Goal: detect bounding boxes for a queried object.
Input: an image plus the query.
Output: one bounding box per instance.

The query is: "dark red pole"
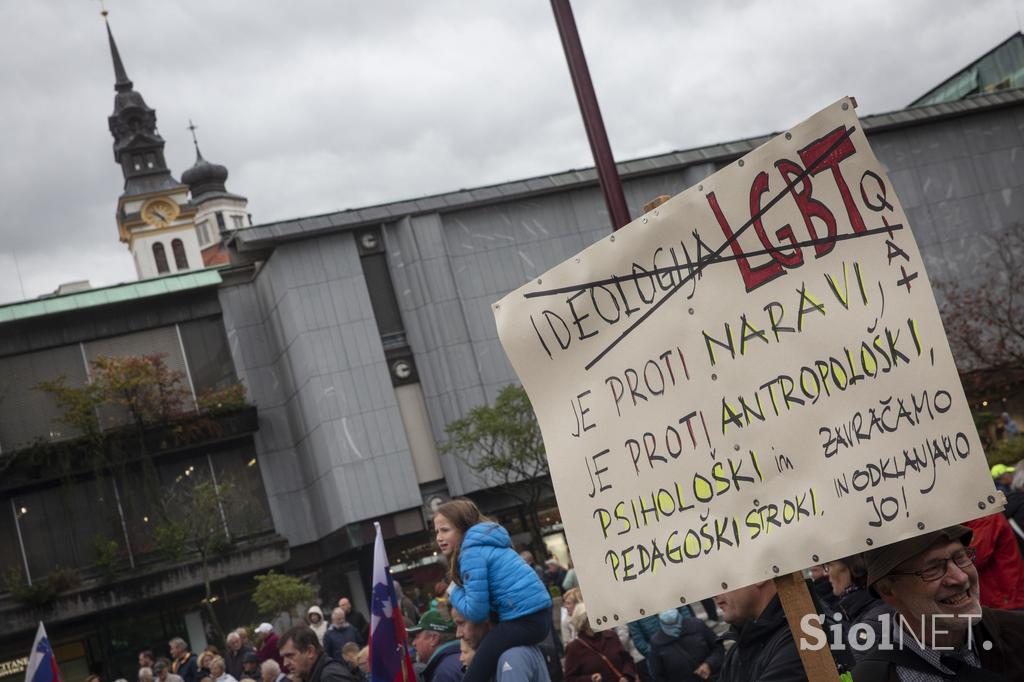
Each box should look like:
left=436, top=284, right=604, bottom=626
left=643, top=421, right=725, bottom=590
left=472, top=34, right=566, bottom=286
left=549, top=0, right=632, bottom=231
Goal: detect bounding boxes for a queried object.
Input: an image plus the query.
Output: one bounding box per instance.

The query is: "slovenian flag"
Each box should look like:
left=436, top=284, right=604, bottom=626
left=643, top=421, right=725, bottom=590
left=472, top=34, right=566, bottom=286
left=369, top=522, right=415, bottom=682
left=25, top=623, right=61, bottom=682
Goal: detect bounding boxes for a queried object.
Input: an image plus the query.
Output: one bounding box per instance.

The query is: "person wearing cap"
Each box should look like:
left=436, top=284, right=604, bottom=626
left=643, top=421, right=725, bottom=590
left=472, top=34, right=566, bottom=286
left=992, top=464, right=1015, bottom=495
left=408, top=610, right=462, bottom=682
left=240, top=652, right=260, bottom=681
left=853, top=524, right=1024, bottom=681
left=255, top=623, right=283, bottom=668
left=153, top=660, right=184, bottom=682
left=646, top=609, right=722, bottom=682
left=714, top=580, right=803, bottom=682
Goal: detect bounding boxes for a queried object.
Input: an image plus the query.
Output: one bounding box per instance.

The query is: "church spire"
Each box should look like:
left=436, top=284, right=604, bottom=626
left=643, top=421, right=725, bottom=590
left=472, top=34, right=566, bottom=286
left=104, top=13, right=133, bottom=93
left=103, top=10, right=180, bottom=197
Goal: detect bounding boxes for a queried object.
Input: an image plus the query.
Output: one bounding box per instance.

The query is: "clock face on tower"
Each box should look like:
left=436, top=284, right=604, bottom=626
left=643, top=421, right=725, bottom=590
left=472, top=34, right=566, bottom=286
left=140, top=198, right=180, bottom=227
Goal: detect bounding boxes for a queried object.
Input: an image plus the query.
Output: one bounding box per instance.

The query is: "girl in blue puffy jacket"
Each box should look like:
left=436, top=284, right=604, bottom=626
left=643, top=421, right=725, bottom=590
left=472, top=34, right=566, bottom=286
left=434, top=498, right=552, bottom=682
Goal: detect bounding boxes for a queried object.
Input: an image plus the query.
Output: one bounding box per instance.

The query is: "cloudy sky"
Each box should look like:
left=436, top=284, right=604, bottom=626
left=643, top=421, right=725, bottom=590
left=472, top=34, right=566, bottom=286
left=0, top=1, right=1014, bottom=303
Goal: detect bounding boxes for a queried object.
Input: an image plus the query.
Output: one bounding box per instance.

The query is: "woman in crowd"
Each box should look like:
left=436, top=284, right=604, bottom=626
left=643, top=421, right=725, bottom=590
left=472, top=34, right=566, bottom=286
left=561, top=587, right=582, bottom=644
left=208, top=657, right=237, bottom=682
left=563, top=605, right=637, bottom=682
left=825, top=554, right=891, bottom=662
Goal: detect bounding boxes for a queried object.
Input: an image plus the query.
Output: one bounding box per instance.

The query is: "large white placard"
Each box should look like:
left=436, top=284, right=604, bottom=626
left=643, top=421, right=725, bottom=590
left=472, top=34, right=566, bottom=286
left=493, top=98, right=998, bottom=628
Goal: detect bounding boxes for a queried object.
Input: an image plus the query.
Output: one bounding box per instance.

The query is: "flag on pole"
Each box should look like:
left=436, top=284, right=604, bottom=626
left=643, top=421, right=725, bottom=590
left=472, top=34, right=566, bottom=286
left=24, top=623, right=61, bottom=682
left=369, top=522, right=415, bottom=682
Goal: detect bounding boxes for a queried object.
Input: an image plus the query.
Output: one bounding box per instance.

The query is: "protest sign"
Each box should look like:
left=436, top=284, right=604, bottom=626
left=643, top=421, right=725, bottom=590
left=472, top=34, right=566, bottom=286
left=493, top=97, right=1000, bottom=628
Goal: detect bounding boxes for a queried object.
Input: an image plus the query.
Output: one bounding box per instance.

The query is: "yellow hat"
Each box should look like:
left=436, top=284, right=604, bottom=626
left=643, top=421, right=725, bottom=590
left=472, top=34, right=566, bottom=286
left=992, top=463, right=1015, bottom=477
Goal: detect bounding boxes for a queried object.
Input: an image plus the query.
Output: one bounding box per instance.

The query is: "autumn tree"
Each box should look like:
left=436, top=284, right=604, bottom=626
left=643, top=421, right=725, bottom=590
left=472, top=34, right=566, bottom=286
left=442, top=384, right=550, bottom=555
left=937, top=224, right=1024, bottom=404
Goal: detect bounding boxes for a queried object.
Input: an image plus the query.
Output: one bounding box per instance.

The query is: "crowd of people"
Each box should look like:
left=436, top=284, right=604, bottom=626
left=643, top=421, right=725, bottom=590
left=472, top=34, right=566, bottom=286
left=117, top=460, right=1024, bottom=682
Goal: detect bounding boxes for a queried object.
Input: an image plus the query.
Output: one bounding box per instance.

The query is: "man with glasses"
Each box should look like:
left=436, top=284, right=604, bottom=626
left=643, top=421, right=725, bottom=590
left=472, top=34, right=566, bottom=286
left=853, top=525, right=1024, bottom=681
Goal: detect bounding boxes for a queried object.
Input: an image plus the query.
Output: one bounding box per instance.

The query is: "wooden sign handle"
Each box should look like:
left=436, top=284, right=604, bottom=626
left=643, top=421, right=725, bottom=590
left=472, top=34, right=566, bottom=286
left=774, top=571, right=841, bottom=682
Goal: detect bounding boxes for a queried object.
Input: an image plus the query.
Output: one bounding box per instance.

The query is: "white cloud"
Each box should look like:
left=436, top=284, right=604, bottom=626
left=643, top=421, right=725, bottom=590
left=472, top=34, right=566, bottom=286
left=0, top=0, right=1012, bottom=303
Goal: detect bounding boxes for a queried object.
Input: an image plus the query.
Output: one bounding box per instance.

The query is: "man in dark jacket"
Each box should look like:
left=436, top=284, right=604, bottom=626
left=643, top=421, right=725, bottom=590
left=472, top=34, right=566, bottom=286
left=324, top=607, right=364, bottom=662
left=408, top=611, right=462, bottom=682
left=647, top=609, right=723, bottom=682
left=168, top=638, right=198, bottom=682
left=225, top=632, right=256, bottom=681
left=714, top=581, right=804, bottom=682
left=853, top=525, right=1024, bottom=681
left=339, top=597, right=371, bottom=643
left=279, top=625, right=357, bottom=682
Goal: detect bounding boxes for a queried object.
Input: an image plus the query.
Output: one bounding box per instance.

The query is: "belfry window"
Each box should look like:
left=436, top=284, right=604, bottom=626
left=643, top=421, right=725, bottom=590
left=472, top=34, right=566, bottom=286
left=171, top=239, right=189, bottom=271
left=153, top=242, right=169, bottom=274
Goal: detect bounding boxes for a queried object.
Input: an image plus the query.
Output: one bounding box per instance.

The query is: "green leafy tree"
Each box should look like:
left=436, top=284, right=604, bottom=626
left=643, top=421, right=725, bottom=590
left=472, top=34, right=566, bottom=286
left=442, top=384, right=550, bottom=555
left=252, top=571, right=317, bottom=626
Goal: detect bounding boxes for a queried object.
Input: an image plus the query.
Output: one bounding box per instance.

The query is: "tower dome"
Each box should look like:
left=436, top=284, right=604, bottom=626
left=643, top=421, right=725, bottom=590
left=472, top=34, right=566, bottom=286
left=182, top=149, right=229, bottom=199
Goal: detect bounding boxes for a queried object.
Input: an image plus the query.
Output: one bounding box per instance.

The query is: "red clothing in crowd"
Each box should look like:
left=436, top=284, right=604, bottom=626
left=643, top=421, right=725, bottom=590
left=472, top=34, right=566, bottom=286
left=257, top=632, right=284, bottom=667
left=966, top=513, right=1024, bottom=609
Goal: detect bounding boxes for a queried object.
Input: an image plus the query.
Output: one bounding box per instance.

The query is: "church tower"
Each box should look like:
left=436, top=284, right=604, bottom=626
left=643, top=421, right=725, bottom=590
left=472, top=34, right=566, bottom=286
left=181, top=124, right=250, bottom=267
left=105, top=15, right=201, bottom=279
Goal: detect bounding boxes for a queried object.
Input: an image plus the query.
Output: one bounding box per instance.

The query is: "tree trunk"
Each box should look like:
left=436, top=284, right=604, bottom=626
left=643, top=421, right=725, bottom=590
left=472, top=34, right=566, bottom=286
left=199, top=550, right=225, bottom=642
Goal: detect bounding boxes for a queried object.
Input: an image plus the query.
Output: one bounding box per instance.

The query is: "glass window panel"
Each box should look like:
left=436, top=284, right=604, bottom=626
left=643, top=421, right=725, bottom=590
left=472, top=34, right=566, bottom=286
left=361, top=251, right=405, bottom=336
left=84, top=326, right=195, bottom=429
left=210, top=447, right=273, bottom=537
left=178, top=317, right=236, bottom=394
left=13, top=486, right=77, bottom=578
left=0, top=494, right=26, bottom=581
left=0, top=344, right=88, bottom=449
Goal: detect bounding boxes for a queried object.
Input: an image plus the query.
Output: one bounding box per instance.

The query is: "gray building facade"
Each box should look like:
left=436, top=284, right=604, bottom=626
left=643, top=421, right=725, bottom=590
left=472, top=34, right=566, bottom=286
left=224, top=88, right=1024, bottom=565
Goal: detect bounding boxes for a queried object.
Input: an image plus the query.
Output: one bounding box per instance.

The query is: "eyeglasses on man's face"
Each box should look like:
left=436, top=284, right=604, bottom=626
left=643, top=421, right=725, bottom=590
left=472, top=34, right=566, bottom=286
left=889, top=546, right=977, bottom=583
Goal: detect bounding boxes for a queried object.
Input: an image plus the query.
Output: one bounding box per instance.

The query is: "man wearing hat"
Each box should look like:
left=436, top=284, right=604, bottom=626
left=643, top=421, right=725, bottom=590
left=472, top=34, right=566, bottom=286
left=255, top=623, right=283, bottom=668
left=408, top=610, right=462, bottom=682
left=992, top=464, right=1015, bottom=495
left=853, top=525, right=1024, bottom=681
left=240, top=652, right=261, bottom=681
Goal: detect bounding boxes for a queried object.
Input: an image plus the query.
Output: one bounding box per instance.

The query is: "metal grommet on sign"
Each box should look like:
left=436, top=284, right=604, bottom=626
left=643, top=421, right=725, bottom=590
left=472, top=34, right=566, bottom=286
left=733, top=444, right=740, bottom=451
left=721, top=582, right=728, bottom=589
left=688, top=307, right=695, bottom=315
left=537, top=279, right=542, bottom=285
left=979, top=501, right=987, bottom=510
left=917, top=522, right=925, bottom=530
left=988, top=495, right=996, bottom=504
left=679, top=596, right=686, bottom=604
left=866, top=538, right=874, bottom=546
left=613, top=614, right=619, bottom=621
left=642, top=217, right=648, bottom=224
left=738, top=160, right=744, bottom=167
left=610, top=235, right=615, bottom=242
left=772, top=565, right=780, bottom=574
left=711, top=373, right=718, bottom=381
left=785, top=132, right=792, bottom=140
left=494, top=303, right=500, bottom=309
left=842, top=102, right=850, bottom=111
left=639, top=609, right=645, bottom=616
left=811, top=554, right=819, bottom=563
left=698, top=185, right=703, bottom=192
left=575, top=257, right=580, bottom=264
